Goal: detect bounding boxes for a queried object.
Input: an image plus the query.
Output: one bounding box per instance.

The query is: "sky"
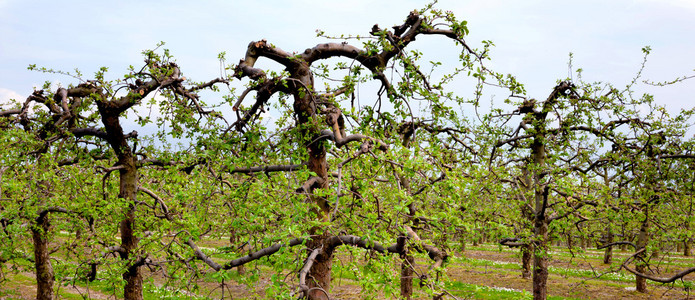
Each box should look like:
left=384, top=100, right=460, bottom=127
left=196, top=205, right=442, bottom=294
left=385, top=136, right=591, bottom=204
left=1, top=0, right=694, bottom=121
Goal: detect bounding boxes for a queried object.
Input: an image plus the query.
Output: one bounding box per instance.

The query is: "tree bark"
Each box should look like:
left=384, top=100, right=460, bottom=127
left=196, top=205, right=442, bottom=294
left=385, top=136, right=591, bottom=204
left=635, top=217, right=649, bottom=293
left=32, top=212, right=54, bottom=300
left=120, top=160, right=143, bottom=300
left=400, top=254, right=415, bottom=299
left=603, top=230, right=613, bottom=264
left=532, top=220, right=549, bottom=300
left=306, top=235, right=332, bottom=300
left=521, top=243, right=532, bottom=279
left=100, top=109, right=143, bottom=300
left=685, top=239, right=691, bottom=257
left=456, top=228, right=466, bottom=253
left=529, top=94, right=553, bottom=300
left=580, top=236, right=587, bottom=251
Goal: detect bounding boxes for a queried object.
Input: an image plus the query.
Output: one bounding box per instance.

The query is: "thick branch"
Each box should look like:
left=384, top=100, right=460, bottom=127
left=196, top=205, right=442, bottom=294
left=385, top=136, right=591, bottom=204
left=188, top=77, right=229, bottom=92
left=103, top=63, right=182, bottom=114
left=296, top=176, right=326, bottom=194
left=597, top=241, right=637, bottom=250
left=495, top=134, right=533, bottom=148
left=36, top=207, right=70, bottom=221
left=185, top=238, right=306, bottom=271
left=620, top=248, right=695, bottom=283
left=222, top=238, right=305, bottom=270
left=227, top=163, right=306, bottom=175
left=0, top=108, right=21, bottom=117
left=318, top=129, right=388, bottom=151
left=230, top=77, right=287, bottom=131
left=499, top=237, right=526, bottom=248
left=548, top=189, right=598, bottom=222
left=185, top=238, right=222, bottom=271
left=137, top=186, right=172, bottom=220
left=103, top=246, right=128, bottom=259
left=298, top=248, right=322, bottom=297
left=412, top=173, right=446, bottom=196
left=70, top=127, right=108, bottom=140
left=405, top=226, right=447, bottom=270
left=326, top=235, right=402, bottom=254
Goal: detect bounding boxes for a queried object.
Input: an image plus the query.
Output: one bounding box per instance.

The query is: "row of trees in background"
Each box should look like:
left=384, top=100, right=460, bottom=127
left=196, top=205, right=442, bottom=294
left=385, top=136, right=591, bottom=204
left=1, top=4, right=694, bottom=300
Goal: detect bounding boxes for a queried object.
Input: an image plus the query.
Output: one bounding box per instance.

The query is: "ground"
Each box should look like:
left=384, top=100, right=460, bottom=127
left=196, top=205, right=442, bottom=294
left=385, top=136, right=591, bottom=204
left=2, top=243, right=693, bottom=299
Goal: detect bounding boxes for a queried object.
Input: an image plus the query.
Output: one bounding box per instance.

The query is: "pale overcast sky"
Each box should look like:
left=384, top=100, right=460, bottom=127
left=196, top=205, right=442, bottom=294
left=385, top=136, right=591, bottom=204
left=1, top=0, right=693, bottom=116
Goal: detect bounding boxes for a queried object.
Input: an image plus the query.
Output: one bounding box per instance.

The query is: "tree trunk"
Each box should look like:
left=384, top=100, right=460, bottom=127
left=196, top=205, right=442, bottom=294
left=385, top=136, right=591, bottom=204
left=305, top=162, right=331, bottom=300
left=118, top=158, right=143, bottom=300
left=456, top=229, right=466, bottom=253
left=580, top=236, right=587, bottom=251
left=529, top=114, right=550, bottom=300
left=685, top=222, right=691, bottom=257
left=99, top=98, right=146, bottom=299
left=123, top=261, right=143, bottom=300
left=307, top=235, right=332, bottom=300
left=603, top=230, right=613, bottom=264
left=293, top=61, right=333, bottom=299
left=32, top=213, right=54, bottom=300
left=635, top=218, right=649, bottom=293
left=532, top=220, right=549, bottom=300
left=685, top=239, right=691, bottom=257
left=400, top=254, right=414, bottom=299
left=121, top=205, right=143, bottom=299
left=521, top=244, right=532, bottom=279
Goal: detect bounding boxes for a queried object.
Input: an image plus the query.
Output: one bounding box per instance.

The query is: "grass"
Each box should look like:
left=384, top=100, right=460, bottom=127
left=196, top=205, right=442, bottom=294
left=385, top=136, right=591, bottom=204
left=451, top=250, right=694, bottom=289
left=445, top=281, right=582, bottom=300
left=4, top=241, right=694, bottom=299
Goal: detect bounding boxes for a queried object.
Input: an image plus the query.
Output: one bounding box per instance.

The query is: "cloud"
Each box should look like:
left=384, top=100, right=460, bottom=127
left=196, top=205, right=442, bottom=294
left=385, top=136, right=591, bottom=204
left=0, top=88, right=23, bottom=106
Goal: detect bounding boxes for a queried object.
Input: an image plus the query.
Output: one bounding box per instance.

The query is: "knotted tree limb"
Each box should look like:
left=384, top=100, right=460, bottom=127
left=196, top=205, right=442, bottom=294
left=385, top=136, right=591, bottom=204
left=619, top=248, right=695, bottom=283
left=96, top=165, right=125, bottom=200
left=0, top=108, right=21, bottom=117
left=104, top=246, right=128, bottom=259
left=186, top=238, right=306, bottom=271
left=298, top=248, right=323, bottom=299
left=36, top=207, right=71, bottom=220
left=325, top=235, right=404, bottom=254
left=321, top=107, right=389, bottom=151
left=499, top=237, right=526, bottom=248
left=233, top=11, right=484, bottom=129
left=412, top=173, right=446, bottom=196
left=226, top=163, right=307, bottom=175
left=597, top=241, right=637, bottom=250
left=318, top=127, right=388, bottom=150
left=185, top=239, right=223, bottom=271
left=404, top=226, right=447, bottom=271
left=296, top=176, right=326, bottom=194
left=137, top=186, right=172, bottom=220
left=230, top=77, right=288, bottom=131
left=330, top=141, right=376, bottom=221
